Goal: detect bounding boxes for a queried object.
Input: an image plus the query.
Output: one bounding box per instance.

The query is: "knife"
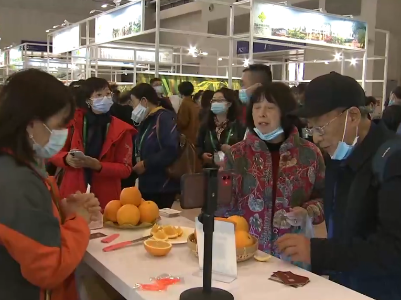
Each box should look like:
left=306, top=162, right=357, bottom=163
left=102, top=235, right=152, bottom=252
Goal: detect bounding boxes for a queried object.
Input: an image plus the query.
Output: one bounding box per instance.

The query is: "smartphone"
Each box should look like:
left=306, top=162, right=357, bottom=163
left=180, top=171, right=233, bottom=209
left=69, top=149, right=85, bottom=159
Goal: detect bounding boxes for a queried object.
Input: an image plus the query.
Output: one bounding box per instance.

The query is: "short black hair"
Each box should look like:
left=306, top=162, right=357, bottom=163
left=130, top=83, right=160, bottom=106
left=0, top=69, right=75, bottom=162
left=246, top=82, right=299, bottom=133
left=382, top=105, right=401, bottom=132
left=150, top=78, right=162, bottom=85
left=392, top=86, right=401, bottom=99
left=118, top=91, right=132, bottom=105
left=200, top=90, right=214, bottom=109
left=206, top=88, right=240, bottom=129
left=178, top=81, right=194, bottom=97
left=243, top=64, right=273, bottom=84
left=84, top=77, right=110, bottom=95
left=193, top=90, right=204, bottom=102
left=365, top=96, right=378, bottom=106
left=297, top=83, right=308, bottom=94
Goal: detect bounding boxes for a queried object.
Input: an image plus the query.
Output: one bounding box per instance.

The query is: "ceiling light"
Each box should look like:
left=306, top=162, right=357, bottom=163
left=101, top=4, right=108, bottom=8
left=202, top=52, right=208, bottom=56
left=188, top=46, right=197, bottom=56
left=90, top=10, right=103, bottom=14
left=325, top=62, right=329, bottom=65
left=243, top=58, right=249, bottom=67
left=350, top=58, right=357, bottom=66
left=218, top=57, right=223, bottom=61
left=46, top=29, right=51, bottom=33
left=53, top=25, right=58, bottom=29
left=334, top=53, right=342, bottom=61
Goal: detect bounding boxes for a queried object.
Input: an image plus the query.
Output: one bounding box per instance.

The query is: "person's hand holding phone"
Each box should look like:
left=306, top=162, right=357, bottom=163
left=66, top=153, right=85, bottom=169
left=202, top=153, right=213, bottom=164
left=81, top=156, right=102, bottom=171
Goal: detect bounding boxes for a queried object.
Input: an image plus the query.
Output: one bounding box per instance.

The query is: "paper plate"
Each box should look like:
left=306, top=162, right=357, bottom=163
left=143, top=226, right=194, bottom=244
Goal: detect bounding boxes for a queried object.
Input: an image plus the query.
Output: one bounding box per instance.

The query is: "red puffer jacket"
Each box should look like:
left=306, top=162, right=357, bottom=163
left=50, top=109, right=137, bottom=208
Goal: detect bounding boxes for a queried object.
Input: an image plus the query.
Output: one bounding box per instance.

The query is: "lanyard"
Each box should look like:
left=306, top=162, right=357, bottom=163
left=135, top=125, right=151, bottom=156
left=209, top=128, right=232, bottom=152
left=83, top=116, right=110, bottom=150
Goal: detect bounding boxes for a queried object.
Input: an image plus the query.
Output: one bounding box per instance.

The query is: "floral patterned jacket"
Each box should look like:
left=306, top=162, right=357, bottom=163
left=218, top=129, right=325, bottom=256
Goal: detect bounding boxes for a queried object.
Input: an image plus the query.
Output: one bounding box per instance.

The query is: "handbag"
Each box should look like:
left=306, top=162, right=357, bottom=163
left=156, top=113, right=201, bottom=180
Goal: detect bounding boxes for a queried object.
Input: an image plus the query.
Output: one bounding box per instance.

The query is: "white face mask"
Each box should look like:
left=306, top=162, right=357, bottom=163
left=31, top=124, right=68, bottom=158
left=131, top=104, right=149, bottom=124
left=91, top=96, right=113, bottom=113
left=154, top=86, right=164, bottom=95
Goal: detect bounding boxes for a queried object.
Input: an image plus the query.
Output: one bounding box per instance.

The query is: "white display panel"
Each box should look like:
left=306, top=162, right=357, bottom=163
left=0, top=51, right=4, bottom=66
left=95, top=2, right=142, bottom=44
left=253, top=2, right=367, bottom=50
left=53, top=25, right=80, bottom=54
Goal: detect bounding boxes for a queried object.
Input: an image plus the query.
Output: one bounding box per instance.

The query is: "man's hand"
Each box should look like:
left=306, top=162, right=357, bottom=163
left=276, top=234, right=311, bottom=264
left=221, top=144, right=231, bottom=154
left=133, top=161, right=146, bottom=175
left=202, top=153, right=213, bottom=164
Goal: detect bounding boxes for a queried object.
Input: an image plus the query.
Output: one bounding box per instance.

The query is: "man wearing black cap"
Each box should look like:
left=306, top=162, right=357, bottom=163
left=276, top=72, right=401, bottom=300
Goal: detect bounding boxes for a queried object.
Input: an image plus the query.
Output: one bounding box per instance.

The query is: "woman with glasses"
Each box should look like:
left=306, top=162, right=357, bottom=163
left=50, top=77, right=136, bottom=209
left=197, top=88, right=246, bottom=168
left=217, top=83, right=324, bottom=266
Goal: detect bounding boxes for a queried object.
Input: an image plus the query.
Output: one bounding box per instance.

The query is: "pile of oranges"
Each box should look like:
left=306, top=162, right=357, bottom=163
left=104, top=187, right=159, bottom=226
left=194, top=216, right=254, bottom=248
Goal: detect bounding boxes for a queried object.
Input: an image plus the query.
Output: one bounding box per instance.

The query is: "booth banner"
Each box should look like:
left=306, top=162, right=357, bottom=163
left=253, top=2, right=367, bottom=50
left=9, top=47, right=22, bottom=65
left=95, top=2, right=142, bottom=44
left=21, top=40, right=52, bottom=53
left=53, top=25, right=80, bottom=54
left=135, top=74, right=241, bottom=96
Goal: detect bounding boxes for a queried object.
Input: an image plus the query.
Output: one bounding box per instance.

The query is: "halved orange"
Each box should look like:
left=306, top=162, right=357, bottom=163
left=151, top=224, right=162, bottom=235
left=175, top=226, right=184, bottom=237
left=144, top=240, right=172, bottom=256
left=153, top=230, right=168, bottom=241
left=163, top=225, right=178, bottom=239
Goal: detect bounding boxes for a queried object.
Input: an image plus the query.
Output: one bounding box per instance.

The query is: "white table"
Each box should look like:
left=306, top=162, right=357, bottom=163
left=85, top=217, right=373, bottom=300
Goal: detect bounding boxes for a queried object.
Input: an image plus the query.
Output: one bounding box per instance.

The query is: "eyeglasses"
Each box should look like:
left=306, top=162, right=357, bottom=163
left=305, top=110, right=345, bottom=136
left=210, top=98, right=226, bottom=103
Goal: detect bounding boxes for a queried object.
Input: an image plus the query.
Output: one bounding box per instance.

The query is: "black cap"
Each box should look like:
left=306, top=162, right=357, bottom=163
left=292, top=72, right=366, bottom=118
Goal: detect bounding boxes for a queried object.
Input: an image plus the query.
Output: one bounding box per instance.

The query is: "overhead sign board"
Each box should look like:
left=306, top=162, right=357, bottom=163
left=9, top=47, right=22, bottom=65
left=253, top=2, right=367, bottom=50
left=53, top=25, right=80, bottom=54
left=95, top=2, right=142, bottom=44
left=237, top=38, right=306, bottom=54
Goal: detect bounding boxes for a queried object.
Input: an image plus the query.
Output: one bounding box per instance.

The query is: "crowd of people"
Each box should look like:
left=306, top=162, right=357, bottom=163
left=0, top=65, right=401, bottom=300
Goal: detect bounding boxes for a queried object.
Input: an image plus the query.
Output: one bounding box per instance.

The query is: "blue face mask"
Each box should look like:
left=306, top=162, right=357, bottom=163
left=211, top=102, right=228, bottom=114
left=331, top=112, right=358, bottom=160
left=254, top=127, right=284, bottom=141
left=389, top=99, right=396, bottom=106
left=239, top=89, right=250, bottom=104
left=91, top=96, right=113, bottom=113
left=32, top=124, right=68, bottom=159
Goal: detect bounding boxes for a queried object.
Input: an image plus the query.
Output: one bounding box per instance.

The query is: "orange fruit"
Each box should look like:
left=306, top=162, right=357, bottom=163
left=140, top=198, right=145, bottom=205
left=151, top=224, right=162, bottom=235
left=235, top=231, right=254, bottom=248
left=175, top=226, right=183, bottom=237
left=104, top=200, right=122, bottom=222
left=144, top=240, right=172, bottom=256
left=138, top=201, right=159, bottom=223
left=163, top=226, right=178, bottom=239
left=120, top=187, right=142, bottom=206
left=228, top=215, right=249, bottom=232
left=153, top=230, right=168, bottom=241
left=116, top=204, right=140, bottom=226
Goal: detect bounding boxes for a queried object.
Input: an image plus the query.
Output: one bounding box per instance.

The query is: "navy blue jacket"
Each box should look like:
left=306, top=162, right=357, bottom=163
left=135, top=108, right=180, bottom=194
left=311, top=122, right=401, bottom=300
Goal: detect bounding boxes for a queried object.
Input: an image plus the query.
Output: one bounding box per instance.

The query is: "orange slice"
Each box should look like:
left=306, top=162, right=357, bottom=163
left=151, top=224, right=162, bottom=235
left=175, top=226, right=184, bottom=237
left=152, top=230, right=168, bottom=241
left=144, top=240, right=172, bottom=256
left=254, top=251, right=272, bottom=262
left=163, top=225, right=178, bottom=239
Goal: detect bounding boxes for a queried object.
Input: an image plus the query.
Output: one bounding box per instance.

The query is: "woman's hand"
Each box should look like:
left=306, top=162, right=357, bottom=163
left=82, top=156, right=102, bottom=171
left=65, top=153, right=85, bottom=169
left=285, top=207, right=309, bottom=227
left=202, top=153, right=213, bottom=164
left=61, top=192, right=101, bottom=224
left=133, top=161, right=146, bottom=175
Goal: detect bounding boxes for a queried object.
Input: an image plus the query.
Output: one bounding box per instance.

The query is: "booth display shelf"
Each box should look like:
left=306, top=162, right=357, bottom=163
left=84, top=216, right=373, bottom=300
